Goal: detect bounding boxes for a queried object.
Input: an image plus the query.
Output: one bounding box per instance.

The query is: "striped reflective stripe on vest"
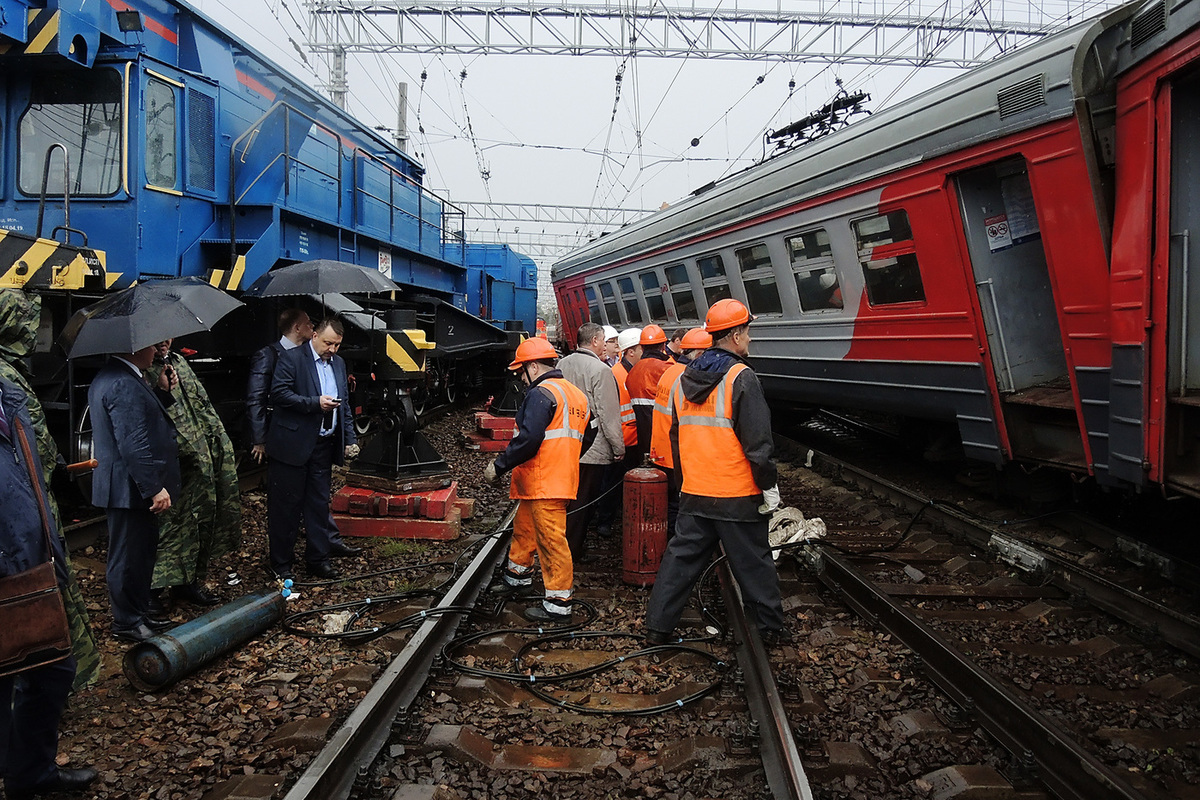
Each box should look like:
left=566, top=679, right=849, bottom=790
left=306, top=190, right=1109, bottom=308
left=541, top=381, right=585, bottom=441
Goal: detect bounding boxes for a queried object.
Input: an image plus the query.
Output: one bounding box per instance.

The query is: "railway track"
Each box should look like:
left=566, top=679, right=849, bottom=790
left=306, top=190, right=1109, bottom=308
left=274, top=436, right=1200, bottom=799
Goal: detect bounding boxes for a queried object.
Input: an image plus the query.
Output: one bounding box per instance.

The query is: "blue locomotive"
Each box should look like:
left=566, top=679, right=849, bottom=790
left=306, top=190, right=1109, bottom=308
left=0, top=0, right=537, bottom=476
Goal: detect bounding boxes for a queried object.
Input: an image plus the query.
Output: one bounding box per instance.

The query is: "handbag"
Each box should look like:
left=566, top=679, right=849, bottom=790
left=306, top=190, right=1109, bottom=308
left=0, top=414, right=72, bottom=677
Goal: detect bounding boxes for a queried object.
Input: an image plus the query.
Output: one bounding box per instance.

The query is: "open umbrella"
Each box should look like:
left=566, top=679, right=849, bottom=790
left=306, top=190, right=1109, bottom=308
left=58, top=277, right=243, bottom=358
left=242, top=259, right=400, bottom=297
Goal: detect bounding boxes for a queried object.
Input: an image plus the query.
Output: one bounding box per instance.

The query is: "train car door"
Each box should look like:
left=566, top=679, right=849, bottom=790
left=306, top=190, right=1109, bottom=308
left=137, top=63, right=185, bottom=275
left=1162, top=70, right=1200, bottom=493
left=954, top=158, right=1086, bottom=466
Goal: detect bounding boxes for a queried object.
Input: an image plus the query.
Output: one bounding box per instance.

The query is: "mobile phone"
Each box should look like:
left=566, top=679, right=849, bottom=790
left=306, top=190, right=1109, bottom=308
left=331, top=397, right=342, bottom=405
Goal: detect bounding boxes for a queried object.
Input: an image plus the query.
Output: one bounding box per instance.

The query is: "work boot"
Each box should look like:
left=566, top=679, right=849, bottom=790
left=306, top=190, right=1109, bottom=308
left=306, top=561, right=338, bottom=580
left=523, top=605, right=572, bottom=624
left=644, top=629, right=671, bottom=646
left=172, top=582, right=221, bottom=607
left=148, top=590, right=170, bottom=619
left=328, top=539, right=363, bottom=557
left=6, top=766, right=98, bottom=799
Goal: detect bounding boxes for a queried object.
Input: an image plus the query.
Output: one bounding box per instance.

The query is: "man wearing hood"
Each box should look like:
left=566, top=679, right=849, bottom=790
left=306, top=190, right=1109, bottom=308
left=644, top=299, right=786, bottom=646
left=0, top=290, right=100, bottom=689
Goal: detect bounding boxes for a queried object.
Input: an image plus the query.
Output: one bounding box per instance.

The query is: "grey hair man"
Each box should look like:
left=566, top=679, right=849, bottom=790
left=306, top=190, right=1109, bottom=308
left=557, top=322, right=626, bottom=561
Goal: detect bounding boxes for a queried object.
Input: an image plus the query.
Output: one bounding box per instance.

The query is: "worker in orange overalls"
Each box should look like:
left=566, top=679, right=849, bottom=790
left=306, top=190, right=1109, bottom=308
left=645, top=299, right=787, bottom=646
left=485, top=338, right=592, bottom=623
left=626, top=324, right=675, bottom=457
left=648, top=327, right=712, bottom=540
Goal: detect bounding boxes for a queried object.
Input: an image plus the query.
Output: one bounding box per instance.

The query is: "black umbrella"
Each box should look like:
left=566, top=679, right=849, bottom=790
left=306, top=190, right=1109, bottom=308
left=242, top=259, right=400, bottom=297
left=59, top=277, right=243, bottom=358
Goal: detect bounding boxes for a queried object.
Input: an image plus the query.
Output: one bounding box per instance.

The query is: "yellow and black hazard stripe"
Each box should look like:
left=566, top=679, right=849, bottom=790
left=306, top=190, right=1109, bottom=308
left=0, top=229, right=108, bottom=290
left=0, top=8, right=60, bottom=56
left=382, top=330, right=435, bottom=376
left=207, top=256, right=247, bottom=291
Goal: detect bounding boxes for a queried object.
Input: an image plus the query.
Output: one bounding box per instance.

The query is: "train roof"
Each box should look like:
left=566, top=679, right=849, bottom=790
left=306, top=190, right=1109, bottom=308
left=553, top=0, right=1152, bottom=279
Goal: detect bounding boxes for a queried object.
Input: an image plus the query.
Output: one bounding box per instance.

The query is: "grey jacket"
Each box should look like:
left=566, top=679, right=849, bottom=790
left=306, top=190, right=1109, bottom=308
left=558, top=347, right=625, bottom=465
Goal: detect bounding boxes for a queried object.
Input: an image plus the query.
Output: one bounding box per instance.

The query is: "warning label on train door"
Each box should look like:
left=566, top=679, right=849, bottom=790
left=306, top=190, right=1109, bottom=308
left=984, top=214, right=1013, bottom=251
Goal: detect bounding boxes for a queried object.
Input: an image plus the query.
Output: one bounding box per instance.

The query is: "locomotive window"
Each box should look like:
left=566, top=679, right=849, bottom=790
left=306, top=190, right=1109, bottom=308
left=145, top=79, right=178, bottom=189
left=618, top=276, right=642, bottom=323
left=640, top=271, right=667, bottom=320
left=664, top=263, right=698, bottom=321
left=585, top=286, right=601, bottom=322
left=600, top=283, right=615, bottom=298
left=787, top=229, right=842, bottom=312
left=736, top=244, right=783, bottom=316
left=19, top=70, right=122, bottom=196
left=698, top=254, right=732, bottom=307
left=853, top=211, right=926, bottom=306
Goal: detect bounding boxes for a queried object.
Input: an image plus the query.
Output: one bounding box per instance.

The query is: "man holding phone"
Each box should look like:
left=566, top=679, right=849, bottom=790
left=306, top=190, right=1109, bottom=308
left=266, top=317, right=358, bottom=580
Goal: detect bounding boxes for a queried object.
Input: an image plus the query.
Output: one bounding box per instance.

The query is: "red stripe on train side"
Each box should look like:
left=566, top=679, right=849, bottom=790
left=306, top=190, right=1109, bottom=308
left=236, top=69, right=276, bottom=101
left=105, top=0, right=178, bottom=44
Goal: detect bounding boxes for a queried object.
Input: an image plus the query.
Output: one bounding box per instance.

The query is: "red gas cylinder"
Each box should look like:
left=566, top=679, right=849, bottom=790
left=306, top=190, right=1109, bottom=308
left=622, top=467, right=668, bottom=586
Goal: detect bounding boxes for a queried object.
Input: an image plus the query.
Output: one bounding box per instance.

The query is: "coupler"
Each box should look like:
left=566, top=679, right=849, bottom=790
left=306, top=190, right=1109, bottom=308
left=123, top=589, right=288, bottom=691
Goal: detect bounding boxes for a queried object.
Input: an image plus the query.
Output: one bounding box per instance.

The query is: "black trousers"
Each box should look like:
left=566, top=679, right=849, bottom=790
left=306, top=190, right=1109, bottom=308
left=645, top=512, right=784, bottom=635
left=268, top=436, right=336, bottom=572
left=595, top=449, right=642, bottom=526
left=0, top=654, right=74, bottom=792
left=106, top=507, right=159, bottom=631
left=566, top=462, right=608, bottom=559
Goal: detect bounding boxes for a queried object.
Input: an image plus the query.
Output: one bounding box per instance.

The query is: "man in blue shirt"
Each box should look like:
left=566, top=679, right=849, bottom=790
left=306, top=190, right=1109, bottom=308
left=266, top=318, right=358, bottom=580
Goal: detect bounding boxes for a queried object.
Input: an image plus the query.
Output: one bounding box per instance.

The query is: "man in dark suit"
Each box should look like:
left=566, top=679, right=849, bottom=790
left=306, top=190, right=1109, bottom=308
left=266, top=317, right=358, bottom=580
left=246, top=309, right=360, bottom=558
left=88, top=345, right=182, bottom=642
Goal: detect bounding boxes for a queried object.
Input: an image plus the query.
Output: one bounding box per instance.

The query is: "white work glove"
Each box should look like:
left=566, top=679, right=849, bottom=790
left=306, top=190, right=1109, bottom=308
left=344, top=444, right=360, bottom=460
left=484, top=460, right=499, bottom=484
left=758, top=485, right=781, bottom=516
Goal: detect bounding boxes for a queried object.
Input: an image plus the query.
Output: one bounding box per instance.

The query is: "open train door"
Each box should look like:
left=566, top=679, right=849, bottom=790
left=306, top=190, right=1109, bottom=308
left=1159, top=69, right=1200, bottom=494
left=954, top=157, right=1088, bottom=469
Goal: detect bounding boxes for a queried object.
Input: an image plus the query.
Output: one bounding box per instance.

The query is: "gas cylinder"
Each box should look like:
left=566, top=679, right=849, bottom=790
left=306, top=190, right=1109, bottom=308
left=622, top=466, right=668, bottom=586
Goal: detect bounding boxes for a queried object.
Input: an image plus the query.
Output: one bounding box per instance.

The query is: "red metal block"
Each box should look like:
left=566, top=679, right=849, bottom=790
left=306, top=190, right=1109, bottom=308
left=453, top=498, right=476, bottom=520
left=486, top=426, right=515, bottom=441
left=332, top=486, right=373, bottom=514
left=475, top=412, right=517, bottom=431
left=335, top=508, right=462, bottom=541
left=415, top=482, right=458, bottom=520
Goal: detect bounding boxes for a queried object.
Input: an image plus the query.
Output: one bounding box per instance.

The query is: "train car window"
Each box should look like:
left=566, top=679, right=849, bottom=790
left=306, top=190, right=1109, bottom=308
left=19, top=70, right=122, bottom=196
left=600, top=281, right=621, bottom=323
left=640, top=271, right=667, bottom=320
left=853, top=211, right=926, bottom=305
left=697, top=254, right=732, bottom=306
left=735, top=243, right=783, bottom=315
left=145, top=79, right=178, bottom=189
left=618, top=276, right=642, bottom=323
left=585, top=286, right=602, bottom=322
left=187, top=90, right=216, bottom=193
left=664, top=263, right=698, bottom=321
left=787, top=229, right=843, bottom=311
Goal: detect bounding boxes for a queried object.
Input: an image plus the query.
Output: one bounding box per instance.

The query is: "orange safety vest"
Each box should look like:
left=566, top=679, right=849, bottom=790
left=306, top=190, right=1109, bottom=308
left=612, top=361, right=637, bottom=447
left=510, top=378, right=589, bottom=500
left=649, top=362, right=686, bottom=469
left=674, top=363, right=758, bottom=497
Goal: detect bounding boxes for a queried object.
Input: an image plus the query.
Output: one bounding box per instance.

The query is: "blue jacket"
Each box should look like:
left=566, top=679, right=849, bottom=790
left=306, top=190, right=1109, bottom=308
left=0, top=378, right=69, bottom=587
left=267, top=342, right=356, bottom=467
left=88, top=360, right=182, bottom=510
left=245, top=340, right=286, bottom=446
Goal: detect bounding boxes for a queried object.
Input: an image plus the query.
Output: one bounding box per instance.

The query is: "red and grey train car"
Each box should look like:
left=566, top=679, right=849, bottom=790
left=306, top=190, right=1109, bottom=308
left=552, top=0, right=1200, bottom=497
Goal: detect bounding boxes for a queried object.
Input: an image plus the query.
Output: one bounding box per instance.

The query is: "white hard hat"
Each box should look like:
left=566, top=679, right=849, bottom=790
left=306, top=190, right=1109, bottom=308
left=617, top=328, right=642, bottom=351
left=602, top=325, right=619, bottom=341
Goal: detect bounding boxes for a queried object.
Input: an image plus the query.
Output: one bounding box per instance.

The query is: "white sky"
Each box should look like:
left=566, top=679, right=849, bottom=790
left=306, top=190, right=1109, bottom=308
left=191, top=0, right=1129, bottom=273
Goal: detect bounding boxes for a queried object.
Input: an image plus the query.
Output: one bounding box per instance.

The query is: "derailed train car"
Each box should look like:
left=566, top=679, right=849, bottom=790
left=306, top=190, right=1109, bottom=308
left=0, top=0, right=537, bottom=474
left=553, top=0, right=1200, bottom=498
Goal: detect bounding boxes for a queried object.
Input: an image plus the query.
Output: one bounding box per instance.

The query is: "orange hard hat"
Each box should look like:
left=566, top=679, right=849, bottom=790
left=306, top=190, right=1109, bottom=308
left=507, top=337, right=559, bottom=370
left=639, top=324, right=667, bottom=346
left=704, top=298, right=755, bottom=334
left=680, top=327, right=713, bottom=350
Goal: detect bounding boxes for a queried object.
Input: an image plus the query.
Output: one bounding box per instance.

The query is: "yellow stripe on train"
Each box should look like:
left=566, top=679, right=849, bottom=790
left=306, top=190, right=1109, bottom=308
left=0, top=229, right=107, bottom=290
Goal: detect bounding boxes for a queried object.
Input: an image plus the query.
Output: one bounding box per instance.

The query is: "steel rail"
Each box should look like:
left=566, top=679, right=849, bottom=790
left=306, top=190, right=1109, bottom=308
left=786, top=438, right=1200, bottom=660
left=283, top=506, right=516, bottom=800
left=807, top=544, right=1145, bottom=800
left=715, top=546, right=813, bottom=800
